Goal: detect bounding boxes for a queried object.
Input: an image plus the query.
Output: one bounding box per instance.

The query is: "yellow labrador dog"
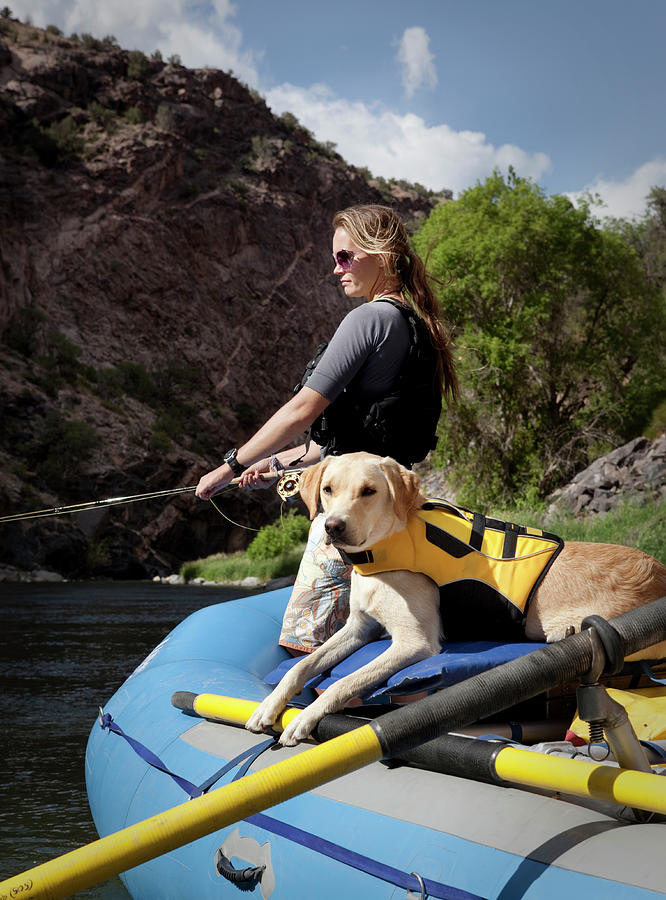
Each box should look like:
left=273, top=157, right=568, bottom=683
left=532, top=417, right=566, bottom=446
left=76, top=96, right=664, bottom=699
left=246, top=452, right=666, bottom=745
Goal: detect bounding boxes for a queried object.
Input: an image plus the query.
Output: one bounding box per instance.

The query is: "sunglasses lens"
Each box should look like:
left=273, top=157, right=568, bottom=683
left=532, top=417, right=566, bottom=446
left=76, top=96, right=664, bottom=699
left=335, top=250, right=353, bottom=271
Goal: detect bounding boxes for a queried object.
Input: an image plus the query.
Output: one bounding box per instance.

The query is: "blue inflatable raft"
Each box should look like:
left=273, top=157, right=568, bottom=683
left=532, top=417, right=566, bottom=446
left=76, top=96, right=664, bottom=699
left=85, top=587, right=666, bottom=899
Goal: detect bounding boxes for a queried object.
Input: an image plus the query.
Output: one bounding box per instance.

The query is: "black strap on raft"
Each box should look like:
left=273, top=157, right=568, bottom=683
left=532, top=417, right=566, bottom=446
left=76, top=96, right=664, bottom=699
left=215, top=853, right=265, bottom=892
left=99, top=712, right=277, bottom=798
left=582, top=615, right=625, bottom=676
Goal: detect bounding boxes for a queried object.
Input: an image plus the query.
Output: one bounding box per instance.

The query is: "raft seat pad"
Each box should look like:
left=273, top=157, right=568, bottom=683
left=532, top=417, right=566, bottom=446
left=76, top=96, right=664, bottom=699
left=263, top=640, right=547, bottom=705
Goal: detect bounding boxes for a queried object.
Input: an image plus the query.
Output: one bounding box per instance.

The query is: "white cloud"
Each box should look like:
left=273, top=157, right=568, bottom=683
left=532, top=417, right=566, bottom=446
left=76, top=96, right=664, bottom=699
left=265, top=83, right=551, bottom=195
left=10, top=0, right=261, bottom=85
left=11, top=3, right=553, bottom=198
left=396, top=26, right=437, bottom=99
left=567, top=158, right=666, bottom=221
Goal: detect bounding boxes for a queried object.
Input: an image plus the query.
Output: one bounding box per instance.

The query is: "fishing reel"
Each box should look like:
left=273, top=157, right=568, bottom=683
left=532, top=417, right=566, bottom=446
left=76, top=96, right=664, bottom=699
left=275, top=470, right=302, bottom=503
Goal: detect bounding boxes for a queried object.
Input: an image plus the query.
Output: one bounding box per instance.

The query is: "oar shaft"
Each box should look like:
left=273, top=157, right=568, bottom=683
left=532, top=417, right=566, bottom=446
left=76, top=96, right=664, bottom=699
left=0, top=725, right=382, bottom=900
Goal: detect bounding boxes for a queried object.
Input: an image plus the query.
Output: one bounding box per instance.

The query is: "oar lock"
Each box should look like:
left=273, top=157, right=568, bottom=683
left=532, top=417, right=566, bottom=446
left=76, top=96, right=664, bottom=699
left=577, top=617, right=653, bottom=779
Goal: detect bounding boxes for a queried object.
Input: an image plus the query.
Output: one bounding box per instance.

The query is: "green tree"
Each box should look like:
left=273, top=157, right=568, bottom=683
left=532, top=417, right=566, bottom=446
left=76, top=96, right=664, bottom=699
left=414, top=170, right=665, bottom=506
left=616, top=186, right=666, bottom=435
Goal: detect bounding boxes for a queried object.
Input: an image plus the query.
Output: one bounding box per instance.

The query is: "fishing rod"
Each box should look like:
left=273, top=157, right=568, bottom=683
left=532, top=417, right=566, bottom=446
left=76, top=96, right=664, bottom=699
left=0, top=471, right=303, bottom=525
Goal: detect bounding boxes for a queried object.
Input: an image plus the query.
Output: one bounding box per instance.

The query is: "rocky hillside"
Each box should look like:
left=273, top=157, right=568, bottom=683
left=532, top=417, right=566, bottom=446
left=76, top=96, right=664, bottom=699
left=0, top=18, right=445, bottom=579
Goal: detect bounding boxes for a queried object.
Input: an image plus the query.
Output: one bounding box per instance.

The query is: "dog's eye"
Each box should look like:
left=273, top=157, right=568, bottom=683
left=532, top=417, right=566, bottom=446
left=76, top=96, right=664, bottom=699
left=322, top=485, right=332, bottom=495
left=361, top=486, right=376, bottom=497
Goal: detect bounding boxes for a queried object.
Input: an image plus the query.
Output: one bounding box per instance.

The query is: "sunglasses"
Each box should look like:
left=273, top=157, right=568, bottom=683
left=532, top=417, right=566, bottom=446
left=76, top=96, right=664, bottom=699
left=332, top=249, right=356, bottom=271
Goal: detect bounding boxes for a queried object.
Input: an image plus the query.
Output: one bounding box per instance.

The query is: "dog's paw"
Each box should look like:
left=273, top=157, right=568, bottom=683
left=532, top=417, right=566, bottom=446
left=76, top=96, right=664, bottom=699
left=544, top=625, right=576, bottom=643
left=246, top=697, right=281, bottom=733
left=279, top=711, right=317, bottom=746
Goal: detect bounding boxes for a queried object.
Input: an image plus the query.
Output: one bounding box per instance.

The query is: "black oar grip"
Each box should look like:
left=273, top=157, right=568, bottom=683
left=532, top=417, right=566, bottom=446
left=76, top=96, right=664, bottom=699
left=171, top=691, right=197, bottom=712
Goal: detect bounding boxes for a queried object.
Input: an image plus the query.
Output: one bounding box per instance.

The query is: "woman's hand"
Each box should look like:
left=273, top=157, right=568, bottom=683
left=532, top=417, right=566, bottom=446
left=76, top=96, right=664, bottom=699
left=238, top=458, right=276, bottom=490
left=195, top=464, right=233, bottom=500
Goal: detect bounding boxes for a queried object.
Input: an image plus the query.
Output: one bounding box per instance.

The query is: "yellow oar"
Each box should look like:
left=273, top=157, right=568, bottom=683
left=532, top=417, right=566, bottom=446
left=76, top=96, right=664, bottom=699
left=174, top=691, right=666, bottom=813
left=0, top=724, right=382, bottom=900
left=2, top=597, right=665, bottom=900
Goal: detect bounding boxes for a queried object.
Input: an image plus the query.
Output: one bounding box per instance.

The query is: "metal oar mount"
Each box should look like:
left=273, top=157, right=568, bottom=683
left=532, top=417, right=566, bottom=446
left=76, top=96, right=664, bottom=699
left=1, top=597, right=666, bottom=900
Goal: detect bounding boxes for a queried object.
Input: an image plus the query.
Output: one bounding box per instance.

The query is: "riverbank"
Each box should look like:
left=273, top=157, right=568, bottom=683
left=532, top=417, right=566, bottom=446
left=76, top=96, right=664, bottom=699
left=0, top=562, right=296, bottom=592
left=152, top=572, right=297, bottom=590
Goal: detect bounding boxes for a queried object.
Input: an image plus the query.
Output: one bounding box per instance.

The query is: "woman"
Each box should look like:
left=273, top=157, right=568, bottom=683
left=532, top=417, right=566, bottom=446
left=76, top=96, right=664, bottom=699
left=196, top=204, right=457, bottom=499
left=196, top=204, right=458, bottom=651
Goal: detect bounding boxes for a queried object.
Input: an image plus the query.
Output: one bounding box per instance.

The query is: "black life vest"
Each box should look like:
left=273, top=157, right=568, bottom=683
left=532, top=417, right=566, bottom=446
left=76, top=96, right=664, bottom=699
left=295, top=298, right=442, bottom=467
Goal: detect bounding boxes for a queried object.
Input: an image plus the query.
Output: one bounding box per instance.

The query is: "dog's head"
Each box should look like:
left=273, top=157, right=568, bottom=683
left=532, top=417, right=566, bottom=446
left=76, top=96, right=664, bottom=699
left=298, top=452, right=425, bottom=551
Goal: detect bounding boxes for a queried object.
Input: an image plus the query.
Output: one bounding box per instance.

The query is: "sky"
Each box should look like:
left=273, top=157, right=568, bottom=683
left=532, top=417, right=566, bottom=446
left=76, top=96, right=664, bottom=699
left=15, top=0, right=666, bottom=220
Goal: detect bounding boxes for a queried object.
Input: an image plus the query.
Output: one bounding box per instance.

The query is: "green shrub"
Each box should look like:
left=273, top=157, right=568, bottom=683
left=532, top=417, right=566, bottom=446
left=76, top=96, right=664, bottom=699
left=86, top=538, right=113, bottom=573
left=180, top=546, right=305, bottom=583
left=46, top=115, right=83, bottom=157
left=33, top=414, right=99, bottom=488
left=127, top=49, right=150, bottom=82
left=80, top=33, right=101, bottom=50
left=39, top=329, right=81, bottom=378
left=149, top=429, right=171, bottom=452
left=246, top=509, right=310, bottom=561
left=124, top=106, right=144, bottom=125
left=4, top=305, right=45, bottom=356
left=89, top=100, right=116, bottom=130
left=279, top=111, right=300, bottom=132
left=115, top=361, right=158, bottom=404
left=646, top=400, right=666, bottom=439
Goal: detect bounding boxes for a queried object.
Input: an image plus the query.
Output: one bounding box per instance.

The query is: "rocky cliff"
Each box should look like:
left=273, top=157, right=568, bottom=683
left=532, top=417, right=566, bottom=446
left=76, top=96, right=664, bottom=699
left=0, top=19, right=444, bottom=579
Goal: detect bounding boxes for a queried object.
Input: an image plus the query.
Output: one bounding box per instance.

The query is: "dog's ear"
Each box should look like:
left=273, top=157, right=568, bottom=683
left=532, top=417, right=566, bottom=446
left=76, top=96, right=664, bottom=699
left=379, top=457, right=426, bottom=522
left=297, top=459, right=328, bottom=519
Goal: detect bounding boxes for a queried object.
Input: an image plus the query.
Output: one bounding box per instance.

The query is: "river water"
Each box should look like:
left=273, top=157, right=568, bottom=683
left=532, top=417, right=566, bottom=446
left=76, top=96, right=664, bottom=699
left=0, top=580, right=253, bottom=898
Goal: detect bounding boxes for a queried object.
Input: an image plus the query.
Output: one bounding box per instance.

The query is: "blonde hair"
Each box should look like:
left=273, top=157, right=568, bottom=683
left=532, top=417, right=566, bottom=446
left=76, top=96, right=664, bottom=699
left=332, top=204, right=458, bottom=402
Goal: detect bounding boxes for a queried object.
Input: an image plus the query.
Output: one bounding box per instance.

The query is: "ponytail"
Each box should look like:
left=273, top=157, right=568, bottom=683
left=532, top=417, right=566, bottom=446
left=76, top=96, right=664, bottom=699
left=401, top=252, right=459, bottom=403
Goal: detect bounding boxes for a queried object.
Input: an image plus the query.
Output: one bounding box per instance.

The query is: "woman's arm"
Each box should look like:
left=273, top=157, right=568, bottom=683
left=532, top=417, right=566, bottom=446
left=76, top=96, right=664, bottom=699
left=238, top=440, right=323, bottom=489
left=195, top=387, right=329, bottom=499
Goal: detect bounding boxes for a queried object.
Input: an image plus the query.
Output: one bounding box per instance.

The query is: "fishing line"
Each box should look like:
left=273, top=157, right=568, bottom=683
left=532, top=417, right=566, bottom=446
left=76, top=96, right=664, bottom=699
left=208, top=496, right=261, bottom=532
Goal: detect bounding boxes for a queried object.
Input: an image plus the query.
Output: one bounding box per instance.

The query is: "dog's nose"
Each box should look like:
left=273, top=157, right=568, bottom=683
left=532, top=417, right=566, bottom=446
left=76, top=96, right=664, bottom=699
left=324, top=516, right=346, bottom=540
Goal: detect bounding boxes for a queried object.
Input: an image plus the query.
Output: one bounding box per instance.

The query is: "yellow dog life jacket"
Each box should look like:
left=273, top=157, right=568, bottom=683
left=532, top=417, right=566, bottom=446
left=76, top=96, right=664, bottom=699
left=344, top=500, right=564, bottom=640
